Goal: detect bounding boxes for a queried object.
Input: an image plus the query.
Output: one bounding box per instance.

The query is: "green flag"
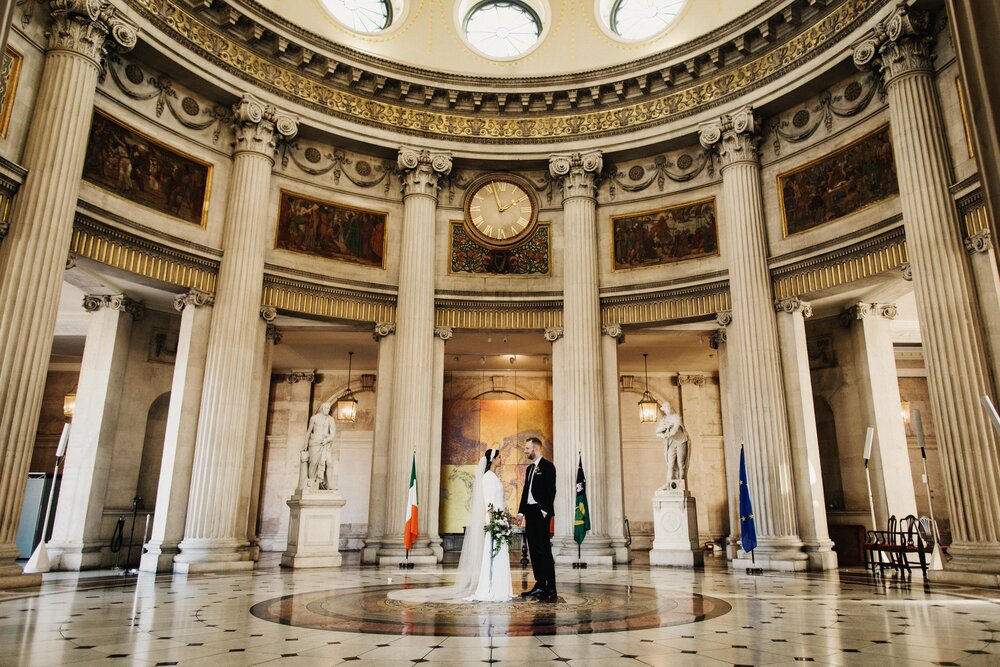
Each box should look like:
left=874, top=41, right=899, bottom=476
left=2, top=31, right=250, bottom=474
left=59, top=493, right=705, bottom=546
left=574, top=454, right=590, bottom=545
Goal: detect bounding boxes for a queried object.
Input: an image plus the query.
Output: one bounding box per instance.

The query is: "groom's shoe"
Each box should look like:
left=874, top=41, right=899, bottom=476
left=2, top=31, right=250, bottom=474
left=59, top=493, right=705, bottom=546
left=537, top=589, right=558, bottom=602
left=520, top=586, right=545, bottom=598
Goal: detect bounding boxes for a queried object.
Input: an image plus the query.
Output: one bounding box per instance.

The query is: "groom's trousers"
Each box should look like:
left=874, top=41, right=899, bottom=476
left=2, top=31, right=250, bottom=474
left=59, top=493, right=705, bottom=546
left=524, top=507, right=556, bottom=591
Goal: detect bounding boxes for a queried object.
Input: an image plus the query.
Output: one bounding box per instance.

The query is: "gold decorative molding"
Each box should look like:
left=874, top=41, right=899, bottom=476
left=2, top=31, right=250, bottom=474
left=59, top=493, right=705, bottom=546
left=70, top=215, right=218, bottom=292
left=600, top=282, right=730, bottom=326
left=771, top=227, right=908, bottom=300
left=435, top=300, right=562, bottom=330
left=262, top=275, right=396, bottom=323
left=958, top=188, right=990, bottom=237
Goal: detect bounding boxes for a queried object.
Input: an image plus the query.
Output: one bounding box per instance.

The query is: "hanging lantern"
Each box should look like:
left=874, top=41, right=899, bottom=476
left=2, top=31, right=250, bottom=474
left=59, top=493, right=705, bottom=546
left=336, top=351, right=359, bottom=422
left=638, top=353, right=658, bottom=423
left=63, top=385, right=78, bottom=419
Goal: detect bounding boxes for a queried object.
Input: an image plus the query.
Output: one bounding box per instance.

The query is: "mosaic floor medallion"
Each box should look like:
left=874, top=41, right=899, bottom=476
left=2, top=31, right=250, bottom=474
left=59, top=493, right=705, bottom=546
left=250, top=583, right=731, bottom=636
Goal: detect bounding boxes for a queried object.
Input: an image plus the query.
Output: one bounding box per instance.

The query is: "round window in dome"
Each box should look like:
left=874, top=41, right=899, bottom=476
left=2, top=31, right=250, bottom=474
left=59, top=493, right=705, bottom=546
left=464, top=1, right=542, bottom=59
left=322, top=0, right=392, bottom=33
left=611, top=0, right=685, bottom=40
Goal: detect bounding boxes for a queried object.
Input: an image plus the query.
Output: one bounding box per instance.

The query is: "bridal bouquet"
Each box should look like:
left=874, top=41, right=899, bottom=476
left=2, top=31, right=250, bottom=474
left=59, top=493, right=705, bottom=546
left=485, top=506, right=514, bottom=557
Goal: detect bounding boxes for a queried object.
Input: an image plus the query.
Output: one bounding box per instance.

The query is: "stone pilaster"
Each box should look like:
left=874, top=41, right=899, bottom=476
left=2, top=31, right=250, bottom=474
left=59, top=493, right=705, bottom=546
left=774, top=298, right=837, bottom=570
left=700, top=109, right=807, bottom=571
left=378, top=148, right=450, bottom=564
left=363, top=323, right=396, bottom=563
left=856, top=3, right=1000, bottom=584
left=248, top=322, right=281, bottom=560
left=140, top=291, right=214, bottom=572
left=174, top=95, right=297, bottom=573
left=601, top=324, right=628, bottom=562
left=48, top=294, right=143, bottom=570
left=549, top=152, right=614, bottom=565
left=710, top=314, right=742, bottom=559
left=964, top=228, right=1000, bottom=395
left=428, top=325, right=452, bottom=561
left=0, top=0, right=136, bottom=585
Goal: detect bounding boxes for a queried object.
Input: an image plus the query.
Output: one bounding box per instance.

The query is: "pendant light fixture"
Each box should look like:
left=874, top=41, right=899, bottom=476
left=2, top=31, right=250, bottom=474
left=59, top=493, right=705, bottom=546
left=638, top=353, right=658, bottom=423
left=336, top=351, right=359, bottom=422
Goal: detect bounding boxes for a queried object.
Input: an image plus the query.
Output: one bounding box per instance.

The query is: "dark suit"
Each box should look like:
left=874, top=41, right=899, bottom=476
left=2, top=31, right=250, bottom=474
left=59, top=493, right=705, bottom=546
left=519, top=456, right=556, bottom=592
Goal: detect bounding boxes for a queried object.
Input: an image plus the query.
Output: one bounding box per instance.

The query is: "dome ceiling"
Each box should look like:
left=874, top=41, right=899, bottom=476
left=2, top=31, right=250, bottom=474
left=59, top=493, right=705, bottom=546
left=250, top=0, right=767, bottom=79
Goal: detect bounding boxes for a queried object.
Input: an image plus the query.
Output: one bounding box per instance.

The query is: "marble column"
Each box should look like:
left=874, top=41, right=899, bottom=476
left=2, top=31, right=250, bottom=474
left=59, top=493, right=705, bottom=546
left=428, top=326, right=451, bottom=561
left=856, top=3, right=1000, bottom=585
left=841, top=302, right=918, bottom=527
left=965, top=231, right=1000, bottom=390
left=140, top=291, right=214, bottom=573
left=48, top=294, right=144, bottom=570
left=775, top=298, right=837, bottom=570
left=710, top=312, right=742, bottom=559
left=601, top=324, right=628, bottom=563
left=377, top=148, right=450, bottom=565
left=363, top=323, right=395, bottom=564
left=549, top=152, right=614, bottom=566
left=174, top=96, right=296, bottom=573
left=545, top=327, right=570, bottom=545
left=246, top=320, right=282, bottom=560
left=700, top=108, right=807, bottom=571
left=0, top=0, right=136, bottom=585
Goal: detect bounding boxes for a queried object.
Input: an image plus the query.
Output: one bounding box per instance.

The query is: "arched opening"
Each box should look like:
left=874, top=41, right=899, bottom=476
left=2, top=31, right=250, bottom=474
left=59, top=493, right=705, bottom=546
left=137, top=392, right=171, bottom=511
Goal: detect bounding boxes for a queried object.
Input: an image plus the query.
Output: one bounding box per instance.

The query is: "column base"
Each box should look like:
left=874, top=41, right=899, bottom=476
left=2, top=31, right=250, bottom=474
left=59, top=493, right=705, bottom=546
left=554, top=536, right=616, bottom=567
left=173, top=538, right=254, bottom=574
left=361, top=540, right=381, bottom=565
left=610, top=538, right=629, bottom=564
left=377, top=554, right=438, bottom=568
left=0, top=561, right=42, bottom=588
left=804, top=542, right=839, bottom=571
left=46, top=542, right=104, bottom=571
left=429, top=536, right=444, bottom=562
left=732, top=551, right=809, bottom=572
left=928, top=551, right=1000, bottom=587
left=139, top=542, right=179, bottom=573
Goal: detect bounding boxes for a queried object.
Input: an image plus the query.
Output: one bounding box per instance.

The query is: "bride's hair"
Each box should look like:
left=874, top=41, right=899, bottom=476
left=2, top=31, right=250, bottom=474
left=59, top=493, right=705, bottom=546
left=484, top=448, right=500, bottom=471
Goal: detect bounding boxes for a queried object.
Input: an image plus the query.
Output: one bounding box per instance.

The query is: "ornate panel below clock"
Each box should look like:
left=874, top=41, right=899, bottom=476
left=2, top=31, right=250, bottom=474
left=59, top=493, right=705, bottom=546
left=449, top=222, right=550, bottom=276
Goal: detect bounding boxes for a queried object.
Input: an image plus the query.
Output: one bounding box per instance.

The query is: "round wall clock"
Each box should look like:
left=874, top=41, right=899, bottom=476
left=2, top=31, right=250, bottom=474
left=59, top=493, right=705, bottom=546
left=463, top=174, right=539, bottom=248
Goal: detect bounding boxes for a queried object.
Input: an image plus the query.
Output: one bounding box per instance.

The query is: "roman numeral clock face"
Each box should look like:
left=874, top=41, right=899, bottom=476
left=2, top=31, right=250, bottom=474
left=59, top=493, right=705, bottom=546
left=464, top=176, right=539, bottom=248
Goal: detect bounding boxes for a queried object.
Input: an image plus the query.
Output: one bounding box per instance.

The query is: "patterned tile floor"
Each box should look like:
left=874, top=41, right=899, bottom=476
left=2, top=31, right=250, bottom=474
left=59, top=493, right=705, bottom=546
left=2, top=553, right=999, bottom=666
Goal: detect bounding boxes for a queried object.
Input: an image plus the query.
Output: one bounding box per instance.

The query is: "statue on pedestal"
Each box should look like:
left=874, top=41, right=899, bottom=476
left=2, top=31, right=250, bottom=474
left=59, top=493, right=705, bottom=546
left=304, top=402, right=337, bottom=491
left=656, top=401, right=691, bottom=486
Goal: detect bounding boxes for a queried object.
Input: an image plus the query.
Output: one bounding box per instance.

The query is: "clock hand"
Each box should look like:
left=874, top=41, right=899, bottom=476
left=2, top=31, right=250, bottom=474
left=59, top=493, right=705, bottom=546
left=492, top=186, right=504, bottom=212
left=499, top=194, right=529, bottom=213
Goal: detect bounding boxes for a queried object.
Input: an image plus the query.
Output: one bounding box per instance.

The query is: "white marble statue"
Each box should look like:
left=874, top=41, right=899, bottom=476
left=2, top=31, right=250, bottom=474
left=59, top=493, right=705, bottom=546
left=305, top=402, right=337, bottom=490
left=656, top=401, right=691, bottom=484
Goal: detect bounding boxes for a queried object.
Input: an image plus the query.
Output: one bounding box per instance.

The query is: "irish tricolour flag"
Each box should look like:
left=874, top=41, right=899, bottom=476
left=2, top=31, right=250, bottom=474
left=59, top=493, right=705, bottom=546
left=403, top=452, right=418, bottom=551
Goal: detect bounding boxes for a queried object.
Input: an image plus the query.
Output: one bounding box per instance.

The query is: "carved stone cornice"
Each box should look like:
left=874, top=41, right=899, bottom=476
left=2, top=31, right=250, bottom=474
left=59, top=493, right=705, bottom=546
left=265, top=323, right=282, bottom=344
left=285, top=370, right=316, bottom=385
left=259, top=304, right=277, bottom=322
left=840, top=301, right=897, bottom=326
left=373, top=322, right=396, bottom=341
left=709, top=328, right=727, bottom=349
left=434, top=325, right=453, bottom=341
left=699, top=106, right=761, bottom=169
left=543, top=327, right=564, bottom=342
left=853, top=1, right=934, bottom=87
left=716, top=310, right=733, bottom=328
left=602, top=323, right=624, bottom=342
left=174, top=290, right=214, bottom=311
left=397, top=147, right=452, bottom=198
left=82, top=293, right=144, bottom=320
left=48, top=0, right=138, bottom=65
left=966, top=229, right=992, bottom=255
left=774, top=297, right=813, bottom=318
left=677, top=373, right=706, bottom=387
left=549, top=152, right=602, bottom=201
left=232, top=93, right=298, bottom=158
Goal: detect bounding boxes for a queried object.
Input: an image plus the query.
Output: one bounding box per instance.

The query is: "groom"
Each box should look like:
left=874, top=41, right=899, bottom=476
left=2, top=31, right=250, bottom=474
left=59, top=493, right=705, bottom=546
left=518, top=437, right=557, bottom=601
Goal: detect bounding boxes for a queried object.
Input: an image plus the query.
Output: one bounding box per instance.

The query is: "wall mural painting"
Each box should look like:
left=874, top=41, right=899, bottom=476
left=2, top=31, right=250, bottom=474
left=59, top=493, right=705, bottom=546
left=450, top=223, right=550, bottom=275
left=276, top=190, right=387, bottom=268
left=779, top=126, right=899, bottom=236
left=0, top=46, right=22, bottom=138
left=611, top=198, right=719, bottom=271
left=440, top=399, right=553, bottom=534
left=83, top=110, right=212, bottom=226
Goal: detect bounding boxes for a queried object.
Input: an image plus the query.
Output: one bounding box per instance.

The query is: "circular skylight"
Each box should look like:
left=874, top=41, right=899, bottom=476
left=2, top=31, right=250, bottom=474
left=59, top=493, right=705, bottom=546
left=611, top=0, right=684, bottom=40
left=322, top=0, right=392, bottom=33
left=464, top=1, right=542, bottom=59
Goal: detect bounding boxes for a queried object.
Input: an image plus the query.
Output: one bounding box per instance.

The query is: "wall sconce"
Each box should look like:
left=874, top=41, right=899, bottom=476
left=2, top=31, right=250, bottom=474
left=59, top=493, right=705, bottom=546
left=638, top=353, right=658, bottom=423
left=900, top=401, right=911, bottom=425
left=336, top=351, right=358, bottom=423
left=63, top=385, right=77, bottom=419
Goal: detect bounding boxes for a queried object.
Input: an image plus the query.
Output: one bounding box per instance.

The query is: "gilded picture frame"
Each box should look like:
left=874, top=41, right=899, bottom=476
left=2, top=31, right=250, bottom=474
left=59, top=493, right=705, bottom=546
left=610, top=197, right=719, bottom=272
left=275, top=189, right=388, bottom=269
left=0, top=46, right=23, bottom=139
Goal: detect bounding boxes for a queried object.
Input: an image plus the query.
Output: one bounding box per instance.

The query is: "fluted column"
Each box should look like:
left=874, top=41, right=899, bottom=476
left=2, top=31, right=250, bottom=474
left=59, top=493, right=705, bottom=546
left=0, top=0, right=136, bottom=585
left=428, top=325, right=451, bottom=561
left=47, top=294, right=143, bottom=570
left=601, top=324, right=628, bottom=563
left=700, top=109, right=807, bottom=571
left=174, top=95, right=297, bottom=573
left=775, top=298, right=837, bottom=570
left=140, top=291, right=214, bottom=572
left=965, top=230, right=1000, bottom=390
left=549, top=152, right=614, bottom=565
left=710, top=312, right=742, bottom=559
left=855, top=3, right=1000, bottom=584
left=377, top=148, right=450, bottom=564
left=363, top=323, right=395, bottom=563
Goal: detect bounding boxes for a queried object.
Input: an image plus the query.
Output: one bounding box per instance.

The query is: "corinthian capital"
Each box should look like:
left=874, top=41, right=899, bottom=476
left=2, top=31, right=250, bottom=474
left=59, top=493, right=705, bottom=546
left=549, top=151, right=603, bottom=200
left=774, top=297, right=813, bottom=318
left=232, top=94, right=298, bottom=158
left=699, top=106, right=760, bottom=169
left=853, top=1, right=934, bottom=86
left=47, top=0, right=138, bottom=64
left=397, top=147, right=452, bottom=198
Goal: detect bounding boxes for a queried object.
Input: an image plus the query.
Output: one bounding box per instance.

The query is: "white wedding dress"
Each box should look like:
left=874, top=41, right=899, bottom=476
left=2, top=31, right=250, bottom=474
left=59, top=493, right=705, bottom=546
left=469, top=470, right=513, bottom=602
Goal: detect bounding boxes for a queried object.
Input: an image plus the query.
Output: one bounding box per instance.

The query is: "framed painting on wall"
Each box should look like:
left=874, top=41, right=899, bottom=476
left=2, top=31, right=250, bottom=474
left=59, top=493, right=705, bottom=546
left=778, top=125, right=899, bottom=236
left=82, top=109, right=212, bottom=226
left=275, top=190, right=387, bottom=269
left=611, top=197, right=719, bottom=271
left=0, top=46, right=22, bottom=138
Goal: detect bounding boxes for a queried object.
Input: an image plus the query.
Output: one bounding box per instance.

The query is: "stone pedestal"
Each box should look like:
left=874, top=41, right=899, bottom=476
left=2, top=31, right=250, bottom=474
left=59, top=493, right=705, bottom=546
left=280, top=490, right=346, bottom=569
left=650, top=485, right=704, bottom=568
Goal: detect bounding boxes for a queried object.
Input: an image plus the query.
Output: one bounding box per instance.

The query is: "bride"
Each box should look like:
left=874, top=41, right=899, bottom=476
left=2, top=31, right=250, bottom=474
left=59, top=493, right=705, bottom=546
left=388, top=448, right=512, bottom=603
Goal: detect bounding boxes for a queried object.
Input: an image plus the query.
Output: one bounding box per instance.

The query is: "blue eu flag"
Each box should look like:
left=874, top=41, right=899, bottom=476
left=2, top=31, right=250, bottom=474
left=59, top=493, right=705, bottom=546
left=738, top=445, right=758, bottom=553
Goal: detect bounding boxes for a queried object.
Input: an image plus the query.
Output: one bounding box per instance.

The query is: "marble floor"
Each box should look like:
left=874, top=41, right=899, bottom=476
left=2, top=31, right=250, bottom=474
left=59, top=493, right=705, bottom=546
left=2, top=554, right=999, bottom=666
